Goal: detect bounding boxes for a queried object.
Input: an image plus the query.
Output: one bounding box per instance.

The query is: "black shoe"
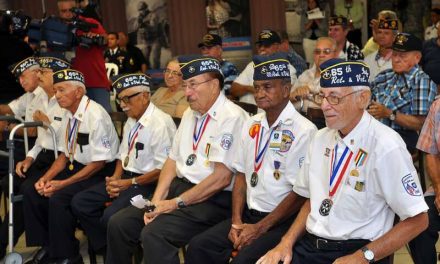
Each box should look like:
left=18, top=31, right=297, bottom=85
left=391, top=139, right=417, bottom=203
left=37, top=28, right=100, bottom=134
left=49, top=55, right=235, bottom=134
left=0, top=245, right=5, bottom=260
left=25, top=247, right=50, bottom=264
left=52, top=254, right=83, bottom=264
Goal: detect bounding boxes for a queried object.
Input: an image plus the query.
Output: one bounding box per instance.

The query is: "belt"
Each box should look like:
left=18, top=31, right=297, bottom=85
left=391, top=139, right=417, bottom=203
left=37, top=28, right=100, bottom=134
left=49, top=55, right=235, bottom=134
left=303, top=108, right=324, bottom=120
left=305, top=232, right=369, bottom=251
left=177, top=176, right=195, bottom=185
left=41, top=148, right=54, bottom=153
left=248, top=208, right=270, bottom=217
left=122, top=170, right=142, bottom=178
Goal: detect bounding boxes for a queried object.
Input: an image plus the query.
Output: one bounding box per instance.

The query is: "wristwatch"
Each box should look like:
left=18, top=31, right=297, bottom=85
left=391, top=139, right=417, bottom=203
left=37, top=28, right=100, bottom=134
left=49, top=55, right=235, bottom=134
left=389, top=110, right=397, bottom=121
left=361, top=246, right=375, bottom=263
left=176, top=196, right=186, bottom=209
left=131, top=177, right=138, bottom=185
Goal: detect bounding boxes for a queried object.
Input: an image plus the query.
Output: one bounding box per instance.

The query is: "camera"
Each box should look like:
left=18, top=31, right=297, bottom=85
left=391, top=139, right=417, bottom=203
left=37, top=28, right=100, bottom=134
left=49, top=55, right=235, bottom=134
left=27, top=7, right=105, bottom=51
left=0, top=9, right=31, bottom=38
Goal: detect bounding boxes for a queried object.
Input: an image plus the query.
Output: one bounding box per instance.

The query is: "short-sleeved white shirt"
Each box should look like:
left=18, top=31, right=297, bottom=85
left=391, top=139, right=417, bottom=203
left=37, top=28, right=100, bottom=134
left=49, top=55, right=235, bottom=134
left=27, top=94, right=67, bottom=159
left=169, top=92, right=248, bottom=191
left=292, top=65, right=322, bottom=111
left=233, top=102, right=317, bottom=212
left=8, top=86, right=45, bottom=121
left=59, top=96, right=119, bottom=165
left=364, top=51, right=392, bottom=82
left=293, top=111, right=428, bottom=241
left=119, top=103, right=176, bottom=174
left=234, top=61, right=298, bottom=105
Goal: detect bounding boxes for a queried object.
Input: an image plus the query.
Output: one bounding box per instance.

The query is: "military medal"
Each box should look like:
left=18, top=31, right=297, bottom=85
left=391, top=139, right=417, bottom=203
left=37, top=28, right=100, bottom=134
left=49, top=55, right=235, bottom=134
left=65, top=118, right=80, bottom=172
left=186, top=154, right=197, bottom=166
left=251, top=172, right=258, bottom=187
left=188, top=114, right=211, bottom=167
left=322, top=144, right=353, bottom=216
left=350, top=148, right=368, bottom=177
left=273, top=161, right=281, bottom=180
left=69, top=163, right=74, bottom=171
left=350, top=169, right=359, bottom=177
left=125, top=122, right=143, bottom=168
left=319, top=198, right=333, bottom=216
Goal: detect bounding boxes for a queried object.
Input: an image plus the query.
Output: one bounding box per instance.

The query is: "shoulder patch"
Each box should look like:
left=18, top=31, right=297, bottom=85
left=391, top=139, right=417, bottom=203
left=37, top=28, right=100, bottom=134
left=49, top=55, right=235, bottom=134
left=280, top=130, right=295, bottom=152
left=401, top=174, right=422, bottom=196
left=220, top=133, right=233, bottom=150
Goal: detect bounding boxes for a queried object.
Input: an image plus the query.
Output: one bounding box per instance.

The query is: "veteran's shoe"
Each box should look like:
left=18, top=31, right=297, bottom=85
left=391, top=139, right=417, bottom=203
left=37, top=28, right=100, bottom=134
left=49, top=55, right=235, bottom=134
left=25, top=247, right=50, bottom=264
left=51, top=254, right=83, bottom=264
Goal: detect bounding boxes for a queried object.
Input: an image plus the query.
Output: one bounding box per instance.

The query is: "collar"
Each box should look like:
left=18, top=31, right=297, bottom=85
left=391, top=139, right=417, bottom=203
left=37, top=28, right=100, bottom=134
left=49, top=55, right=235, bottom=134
left=137, top=102, right=156, bottom=127
left=111, top=47, right=119, bottom=54
left=259, top=101, right=296, bottom=130
left=67, top=95, right=90, bottom=121
left=375, top=49, right=392, bottom=61
left=334, top=111, right=372, bottom=153
left=32, top=86, right=45, bottom=96
left=398, top=65, right=420, bottom=82
left=192, top=92, right=226, bottom=121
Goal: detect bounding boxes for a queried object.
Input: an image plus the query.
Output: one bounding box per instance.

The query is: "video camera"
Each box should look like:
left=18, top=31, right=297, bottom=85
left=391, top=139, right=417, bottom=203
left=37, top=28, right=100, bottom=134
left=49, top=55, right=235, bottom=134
left=0, top=9, right=31, bottom=38
left=27, top=7, right=105, bottom=51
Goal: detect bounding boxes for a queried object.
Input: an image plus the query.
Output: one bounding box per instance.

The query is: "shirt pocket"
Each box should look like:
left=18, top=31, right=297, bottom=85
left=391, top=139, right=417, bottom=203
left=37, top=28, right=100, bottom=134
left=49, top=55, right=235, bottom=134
left=76, top=133, right=90, bottom=153
left=335, top=183, right=368, bottom=222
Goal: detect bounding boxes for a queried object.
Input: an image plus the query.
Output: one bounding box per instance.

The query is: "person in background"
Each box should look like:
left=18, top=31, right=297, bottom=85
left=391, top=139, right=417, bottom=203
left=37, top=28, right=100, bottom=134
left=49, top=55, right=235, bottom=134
left=421, top=21, right=440, bottom=87
left=278, top=30, right=308, bottom=76
left=328, top=15, right=364, bottom=61
left=104, top=32, right=130, bottom=74
left=150, top=59, right=188, bottom=118
left=198, top=33, right=238, bottom=96
left=425, top=8, right=440, bottom=40
left=118, top=31, right=148, bottom=73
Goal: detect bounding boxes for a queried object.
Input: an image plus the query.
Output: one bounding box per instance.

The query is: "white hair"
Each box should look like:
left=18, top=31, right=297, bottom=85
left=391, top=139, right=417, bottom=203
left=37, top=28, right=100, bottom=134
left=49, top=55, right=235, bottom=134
left=128, top=85, right=150, bottom=93
left=351, top=85, right=371, bottom=109
left=64, top=80, right=86, bottom=92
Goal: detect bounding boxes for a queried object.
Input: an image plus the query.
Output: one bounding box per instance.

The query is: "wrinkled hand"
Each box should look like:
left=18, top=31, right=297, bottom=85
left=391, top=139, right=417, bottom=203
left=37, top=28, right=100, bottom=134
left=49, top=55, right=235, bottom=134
left=105, top=176, right=130, bottom=198
left=35, top=178, right=48, bottom=195
left=290, top=86, right=311, bottom=102
left=16, top=157, right=34, bottom=178
left=228, top=223, right=243, bottom=246
left=43, top=180, right=66, bottom=197
left=367, top=101, right=391, bottom=120
left=32, top=110, right=50, bottom=124
left=256, top=240, right=293, bottom=264
left=143, top=199, right=178, bottom=225
left=332, top=252, right=366, bottom=264
left=232, top=223, right=265, bottom=250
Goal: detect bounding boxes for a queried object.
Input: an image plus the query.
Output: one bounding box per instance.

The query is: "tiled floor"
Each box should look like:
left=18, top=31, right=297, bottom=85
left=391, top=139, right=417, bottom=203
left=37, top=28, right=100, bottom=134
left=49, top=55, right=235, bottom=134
left=1, top=195, right=438, bottom=264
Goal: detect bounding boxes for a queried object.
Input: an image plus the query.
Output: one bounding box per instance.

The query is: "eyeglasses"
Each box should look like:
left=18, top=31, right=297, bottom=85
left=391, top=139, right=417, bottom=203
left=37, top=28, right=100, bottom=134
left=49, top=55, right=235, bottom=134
left=116, top=92, right=142, bottom=105
left=182, top=79, right=214, bottom=90
left=313, top=48, right=334, bottom=55
left=314, top=90, right=362, bottom=105
left=164, top=68, right=182, bottom=77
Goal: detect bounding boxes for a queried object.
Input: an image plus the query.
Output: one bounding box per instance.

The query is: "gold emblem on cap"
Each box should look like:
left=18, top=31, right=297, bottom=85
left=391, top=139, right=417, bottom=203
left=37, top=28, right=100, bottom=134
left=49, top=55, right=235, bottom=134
left=337, top=17, right=342, bottom=23
left=189, top=66, right=195, bottom=73
left=117, top=83, right=122, bottom=88
left=260, top=32, right=271, bottom=39
left=391, top=21, right=397, bottom=28
left=396, top=34, right=407, bottom=45
left=322, top=70, right=331, bottom=79
left=203, top=34, right=214, bottom=42
left=57, top=73, right=64, bottom=78
left=261, top=66, right=267, bottom=74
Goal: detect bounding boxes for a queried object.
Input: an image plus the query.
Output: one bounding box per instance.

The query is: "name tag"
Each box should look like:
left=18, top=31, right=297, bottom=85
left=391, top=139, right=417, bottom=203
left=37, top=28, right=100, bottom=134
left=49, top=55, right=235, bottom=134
left=269, top=130, right=282, bottom=150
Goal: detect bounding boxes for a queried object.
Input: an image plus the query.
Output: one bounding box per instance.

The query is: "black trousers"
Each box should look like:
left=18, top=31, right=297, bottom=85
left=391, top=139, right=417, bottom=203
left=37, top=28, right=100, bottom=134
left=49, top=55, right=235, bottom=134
left=106, top=177, right=232, bottom=264
left=22, top=161, right=114, bottom=259
left=292, top=234, right=390, bottom=264
left=408, top=195, right=439, bottom=264
left=71, top=172, right=156, bottom=251
left=0, top=149, right=55, bottom=250
left=185, top=208, right=296, bottom=264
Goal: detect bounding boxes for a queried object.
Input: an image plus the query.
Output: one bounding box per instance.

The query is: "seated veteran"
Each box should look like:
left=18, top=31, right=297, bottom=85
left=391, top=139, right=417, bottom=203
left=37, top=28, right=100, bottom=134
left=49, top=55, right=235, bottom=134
left=257, top=59, right=428, bottom=264
left=105, top=55, right=248, bottom=264
left=369, top=33, right=437, bottom=153
left=290, top=37, right=338, bottom=129
left=71, top=73, right=176, bottom=255
left=22, top=69, right=119, bottom=264
left=0, top=57, right=70, bottom=259
left=231, top=29, right=297, bottom=105
left=185, top=54, right=317, bottom=264
left=150, top=59, right=189, bottom=118
left=364, top=18, right=399, bottom=82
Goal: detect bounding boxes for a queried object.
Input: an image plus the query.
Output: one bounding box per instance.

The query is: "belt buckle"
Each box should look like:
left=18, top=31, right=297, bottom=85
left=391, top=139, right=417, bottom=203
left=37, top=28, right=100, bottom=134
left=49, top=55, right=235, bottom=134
left=316, top=238, right=328, bottom=250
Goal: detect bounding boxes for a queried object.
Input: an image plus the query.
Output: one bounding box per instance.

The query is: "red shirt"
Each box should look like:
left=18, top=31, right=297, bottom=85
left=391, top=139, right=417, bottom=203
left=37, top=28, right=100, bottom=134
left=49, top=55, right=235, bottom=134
left=72, top=16, right=109, bottom=90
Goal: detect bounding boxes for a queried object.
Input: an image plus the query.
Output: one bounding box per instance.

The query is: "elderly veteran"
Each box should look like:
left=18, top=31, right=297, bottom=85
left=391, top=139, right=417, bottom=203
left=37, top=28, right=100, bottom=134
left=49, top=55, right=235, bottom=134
left=185, top=54, right=317, bottom=264
left=0, top=57, right=70, bottom=260
left=71, top=73, right=176, bottom=255
left=369, top=33, right=437, bottom=153
left=105, top=55, right=248, bottom=264
left=328, top=16, right=364, bottom=61
left=290, top=37, right=338, bottom=129
left=257, top=58, right=428, bottom=264
left=364, top=19, right=399, bottom=82
left=231, top=29, right=297, bottom=105
left=22, top=69, right=119, bottom=264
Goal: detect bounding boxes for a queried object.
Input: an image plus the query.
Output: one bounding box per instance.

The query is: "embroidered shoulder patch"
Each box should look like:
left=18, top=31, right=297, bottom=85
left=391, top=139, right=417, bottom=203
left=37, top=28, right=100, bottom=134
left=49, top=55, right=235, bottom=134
left=220, top=133, right=233, bottom=150
left=401, top=174, right=421, bottom=196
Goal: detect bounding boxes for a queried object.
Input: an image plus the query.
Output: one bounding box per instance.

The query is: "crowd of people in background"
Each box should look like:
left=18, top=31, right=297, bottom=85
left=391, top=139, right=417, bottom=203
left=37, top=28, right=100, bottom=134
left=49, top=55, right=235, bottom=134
left=0, top=0, right=439, bottom=264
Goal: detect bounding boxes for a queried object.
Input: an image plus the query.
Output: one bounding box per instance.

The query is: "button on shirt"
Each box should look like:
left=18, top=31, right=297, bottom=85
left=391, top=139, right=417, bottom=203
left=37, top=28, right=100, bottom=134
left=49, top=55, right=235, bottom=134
left=372, top=65, right=437, bottom=130
left=234, top=61, right=297, bottom=105
left=8, top=86, right=45, bottom=121
left=233, top=102, right=317, bottom=212
left=293, top=112, right=428, bottom=241
left=59, top=96, right=119, bottom=164
left=417, top=98, right=440, bottom=154
left=119, top=103, right=176, bottom=174
left=292, top=65, right=321, bottom=111
left=27, top=94, right=67, bottom=159
left=364, top=50, right=392, bottom=82
left=169, top=93, right=248, bottom=190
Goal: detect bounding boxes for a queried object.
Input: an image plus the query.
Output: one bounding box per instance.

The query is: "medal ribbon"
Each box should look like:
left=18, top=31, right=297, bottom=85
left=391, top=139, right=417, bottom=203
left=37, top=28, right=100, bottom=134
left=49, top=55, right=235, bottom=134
left=192, top=114, right=211, bottom=152
left=64, top=99, right=90, bottom=164
left=253, top=125, right=277, bottom=173
left=127, top=122, right=143, bottom=156
left=354, top=149, right=367, bottom=167
left=329, top=144, right=353, bottom=197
